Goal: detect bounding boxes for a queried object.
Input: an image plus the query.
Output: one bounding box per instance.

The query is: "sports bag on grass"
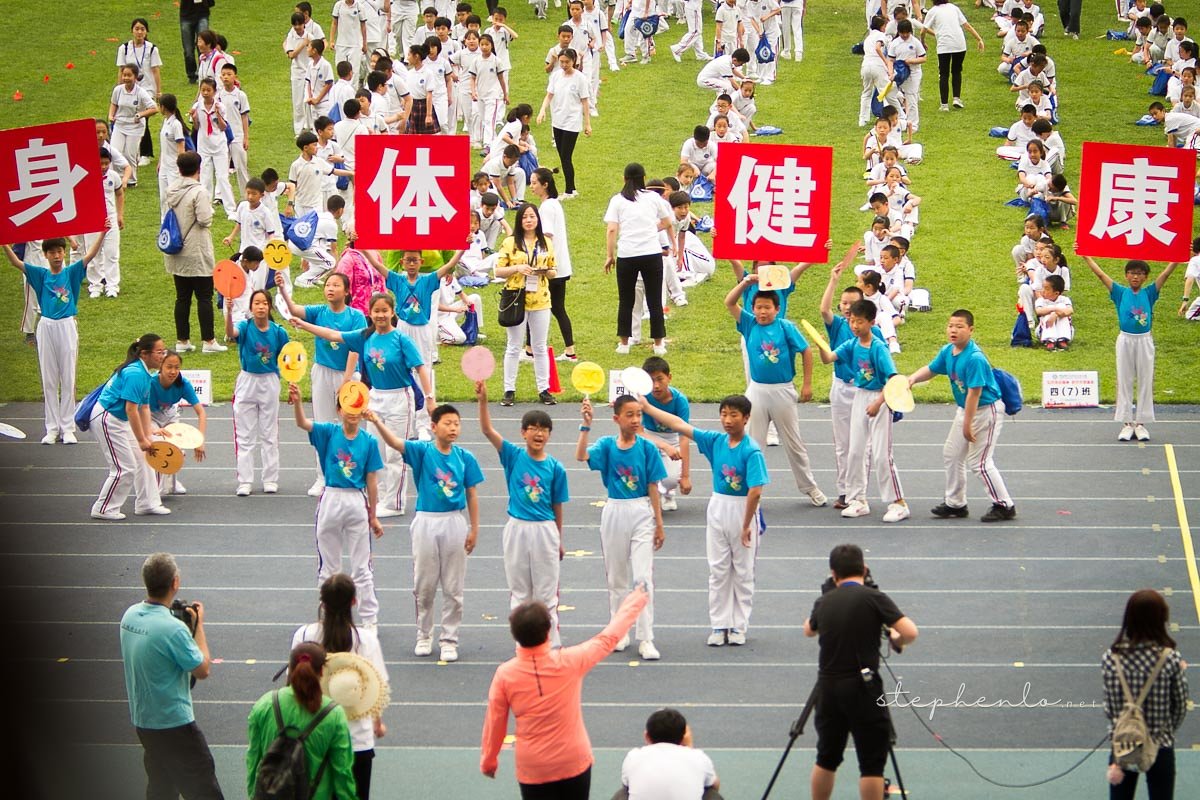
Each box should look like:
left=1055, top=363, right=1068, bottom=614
left=497, top=286, right=526, bottom=327
left=73, top=384, right=105, bottom=432
left=992, top=367, right=1024, bottom=414
left=635, top=16, right=660, bottom=37
left=689, top=174, right=714, bottom=202
left=1110, top=649, right=1172, bottom=773
left=251, top=690, right=337, bottom=800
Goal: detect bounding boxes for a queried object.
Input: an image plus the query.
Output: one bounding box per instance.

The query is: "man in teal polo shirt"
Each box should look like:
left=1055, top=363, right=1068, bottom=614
left=120, top=553, right=224, bottom=799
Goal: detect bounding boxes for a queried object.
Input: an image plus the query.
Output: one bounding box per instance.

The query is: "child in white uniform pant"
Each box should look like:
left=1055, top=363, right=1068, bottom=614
left=190, top=78, right=236, bottom=213
left=85, top=152, right=124, bottom=298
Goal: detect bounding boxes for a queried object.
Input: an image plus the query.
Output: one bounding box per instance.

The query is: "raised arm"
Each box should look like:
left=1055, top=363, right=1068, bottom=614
left=1080, top=254, right=1114, bottom=291
left=290, top=315, right=348, bottom=343
left=289, top=382, right=314, bottom=432
left=81, top=224, right=110, bottom=266
left=637, top=395, right=695, bottom=440
left=574, top=399, right=593, bottom=462
left=475, top=380, right=504, bottom=451
left=1, top=244, right=26, bottom=272
left=1155, top=261, right=1179, bottom=292
left=364, top=409, right=407, bottom=454
left=725, top=274, right=752, bottom=318
left=224, top=301, right=238, bottom=341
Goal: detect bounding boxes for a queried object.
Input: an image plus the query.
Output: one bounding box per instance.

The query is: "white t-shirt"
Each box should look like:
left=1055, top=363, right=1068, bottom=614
left=923, top=3, right=968, bottom=53
left=116, top=40, right=162, bottom=93
left=1184, top=254, right=1200, bottom=281
left=538, top=197, right=571, bottom=277
left=699, top=54, right=736, bottom=83
left=470, top=53, right=506, bottom=100
left=681, top=138, right=718, bottom=171
left=604, top=191, right=672, bottom=258
left=406, top=61, right=434, bottom=100
left=886, top=35, right=926, bottom=76
left=328, top=79, right=358, bottom=120
left=548, top=70, right=591, bottom=133
left=218, top=87, right=250, bottom=141
left=715, top=3, right=741, bottom=44
left=159, top=116, right=186, bottom=179
left=100, top=167, right=120, bottom=218
left=1163, top=111, right=1200, bottom=139
left=289, top=155, right=336, bottom=210
left=621, top=743, right=717, bottom=800
left=862, top=30, right=889, bottom=70
left=292, top=622, right=389, bottom=752
left=235, top=201, right=279, bottom=250
left=306, top=57, right=335, bottom=114
left=332, top=0, right=365, bottom=49
left=190, top=98, right=229, bottom=155
left=1001, top=30, right=1039, bottom=60
left=482, top=153, right=522, bottom=187
left=1035, top=295, right=1073, bottom=340
left=284, top=20, right=327, bottom=75
left=110, top=83, right=156, bottom=132
left=333, top=117, right=369, bottom=169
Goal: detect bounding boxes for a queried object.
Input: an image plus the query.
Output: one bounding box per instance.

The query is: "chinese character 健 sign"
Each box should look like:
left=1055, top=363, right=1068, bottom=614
left=1075, top=141, right=1196, bottom=262
left=713, top=142, right=833, bottom=263
left=354, top=135, right=470, bottom=250
left=0, top=120, right=106, bottom=245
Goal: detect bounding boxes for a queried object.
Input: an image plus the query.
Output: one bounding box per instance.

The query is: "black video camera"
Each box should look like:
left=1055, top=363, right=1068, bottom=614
left=170, top=599, right=200, bottom=636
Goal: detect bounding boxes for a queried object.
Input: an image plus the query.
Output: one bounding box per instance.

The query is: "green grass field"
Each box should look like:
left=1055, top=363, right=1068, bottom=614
left=1, top=0, right=1196, bottom=404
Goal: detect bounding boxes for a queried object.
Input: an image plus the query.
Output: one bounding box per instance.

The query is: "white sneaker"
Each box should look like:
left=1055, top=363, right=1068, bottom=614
left=672, top=296, right=688, bottom=307
left=61, top=432, right=77, bottom=445
left=638, top=640, right=661, bottom=660
left=889, top=340, right=901, bottom=354
left=859, top=202, right=872, bottom=212
left=555, top=352, right=578, bottom=362
left=883, top=502, right=911, bottom=523
left=614, top=634, right=630, bottom=652
left=202, top=341, right=228, bottom=353
left=307, top=480, right=325, bottom=497
left=1118, top=424, right=1135, bottom=442
left=615, top=343, right=631, bottom=355
left=172, top=480, right=187, bottom=495
left=808, top=489, right=828, bottom=507
left=440, top=643, right=459, bottom=662
left=40, top=433, right=57, bottom=445
left=727, top=629, right=746, bottom=646
left=134, top=506, right=172, bottom=516
left=939, top=103, right=950, bottom=112
left=841, top=499, right=871, bottom=518
left=952, top=98, right=964, bottom=109
left=90, top=509, right=126, bottom=521
left=414, top=638, right=433, bottom=657
left=706, top=629, right=727, bottom=646
left=660, top=495, right=678, bottom=512
left=1133, top=424, right=1150, bottom=442
left=766, top=423, right=780, bottom=446
left=262, top=482, right=279, bottom=494
left=376, top=504, right=404, bottom=518
left=652, top=345, right=668, bottom=356
left=672, top=49, right=682, bottom=62
left=89, top=290, right=101, bottom=299
left=175, top=341, right=195, bottom=353
left=137, top=155, right=152, bottom=167
left=518, top=350, right=534, bottom=363
left=236, top=484, right=252, bottom=496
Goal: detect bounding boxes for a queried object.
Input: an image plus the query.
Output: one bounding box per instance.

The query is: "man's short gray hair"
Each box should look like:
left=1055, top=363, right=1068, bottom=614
left=142, top=552, right=178, bottom=598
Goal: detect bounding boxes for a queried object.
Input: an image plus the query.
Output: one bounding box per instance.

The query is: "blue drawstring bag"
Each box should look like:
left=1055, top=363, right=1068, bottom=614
left=157, top=208, right=185, bottom=254
left=850, top=42, right=865, bottom=55
left=618, top=9, right=631, bottom=38
left=518, top=150, right=539, bottom=182
left=1029, top=196, right=1050, bottom=223
left=870, top=92, right=886, bottom=119
left=1134, top=114, right=1160, bottom=125
left=282, top=210, right=319, bottom=251
left=461, top=306, right=479, bottom=346
left=689, top=174, right=714, bottom=202
left=412, top=370, right=425, bottom=411
left=1149, top=69, right=1171, bottom=96
left=893, top=60, right=911, bottom=88
left=1106, top=30, right=1131, bottom=40
left=989, top=126, right=1010, bottom=137
left=336, top=174, right=351, bottom=191
left=74, top=384, right=105, bottom=432
left=693, top=214, right=714, bottom=233
left=993, top=368, right=1024, bottom=414
left=1005, top=197, right=1031, bottom=208
left=329, top=103, right=342, bottom=123
left=1010, top=312, right=1032, bottom=348
left=755, top=33, right=775, bottom=64
left=636, top=16, right=659, bottom=37
left=753, top=125, right=784, bottom=135
left=224, top=122, right=234, bottom=144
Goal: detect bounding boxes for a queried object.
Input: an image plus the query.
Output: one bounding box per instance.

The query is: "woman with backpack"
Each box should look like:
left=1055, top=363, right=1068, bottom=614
left=1102, top=589, right=1189, bottom=798
left=292, top=574, right=389, bottom=799
left=246, top=642, right=357, bottom=800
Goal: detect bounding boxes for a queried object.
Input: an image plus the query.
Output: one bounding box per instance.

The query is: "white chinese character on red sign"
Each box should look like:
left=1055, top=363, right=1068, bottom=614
left=1088, top=158, right=1179, bottom=247
left=8, top=138, right=89, bottom=227
left=727, top=154, right=818, bottom=248
left=367, top=146, right=456, bottom=236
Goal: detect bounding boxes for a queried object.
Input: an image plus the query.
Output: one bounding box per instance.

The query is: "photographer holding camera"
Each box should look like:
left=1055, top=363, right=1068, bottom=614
left=119, top=552, right=224, bottom=799
left=802, top=544, right=918, bottom=800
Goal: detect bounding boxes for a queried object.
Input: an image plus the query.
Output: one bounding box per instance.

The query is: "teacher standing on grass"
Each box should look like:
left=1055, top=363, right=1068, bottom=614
left=920, top=0, right=985, bottom=113
left=537, top=48, right=591, bottom=200
left=604, top=163, right=673, bottom=357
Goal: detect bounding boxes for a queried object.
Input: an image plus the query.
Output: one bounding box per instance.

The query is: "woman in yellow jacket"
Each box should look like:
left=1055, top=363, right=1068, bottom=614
left=497, top=203, right=558, bottom=406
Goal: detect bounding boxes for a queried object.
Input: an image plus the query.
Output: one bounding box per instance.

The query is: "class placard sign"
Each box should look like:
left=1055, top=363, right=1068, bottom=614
left=608, top=370, right=628, bottom=405
left=179, top=370, right=213, bottom=407
left=1041, top=371, right=1100, bottom=409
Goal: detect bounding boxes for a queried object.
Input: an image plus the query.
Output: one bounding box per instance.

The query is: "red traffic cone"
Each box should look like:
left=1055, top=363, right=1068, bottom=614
left=12, top=90, right=23, bottom=101
left=546, top=346, right=562, bottom=394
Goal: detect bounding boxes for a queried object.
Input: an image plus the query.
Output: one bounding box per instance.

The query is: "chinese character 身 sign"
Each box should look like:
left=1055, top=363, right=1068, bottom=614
left=1075, top=141, right=1196, bottom=262
left=0, top=119, right=106, bottom=245
left=354, top=135, right=470, bottom=249
left=713, top=142, right=833, bottom=263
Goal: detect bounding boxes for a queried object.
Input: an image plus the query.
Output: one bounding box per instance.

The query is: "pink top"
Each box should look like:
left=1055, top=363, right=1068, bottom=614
left=480, top=590, right=649, bottom=784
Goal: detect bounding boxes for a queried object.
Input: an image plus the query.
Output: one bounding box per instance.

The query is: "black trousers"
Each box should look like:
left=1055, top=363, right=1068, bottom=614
left=548, top=276, right=574, bottom=347
left=813, top=676, right=892, bottom=777
left=1056, top=0, right=1082, bottom=34
left=353, top=749, right=375, bottom=799
left=615, top=254, right=665, bottom=340
left=1110, top=748, right=1175, bottom=800
left=520, top=766, right=591, bottom=800
left=173, top=274, right=216, bottom=342
left=141, top=125, right=154, bottom=158
left=179, top=15, right=210, bottom=83
left=552, top=127, right=580, bottom=194
left=936, top=50, right=966, bottom=104
left=135, top=723, right=224, bottom=800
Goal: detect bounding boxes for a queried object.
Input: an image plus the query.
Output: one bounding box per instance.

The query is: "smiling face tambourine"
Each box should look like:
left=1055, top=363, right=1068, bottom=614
left=758, top=264, right=791, bottom=291
left=338, top=380, right=370, bottom=415
left=263, top=239, right=292, bottom=270
left=213, top=259, right=246, bottom=299
left=145, top=441, right=184, bottom=475
left=279, top=341, right=309, bottom=383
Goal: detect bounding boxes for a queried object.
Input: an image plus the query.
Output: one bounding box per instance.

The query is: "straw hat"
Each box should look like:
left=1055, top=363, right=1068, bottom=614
left=320, top=652, right=390, bottom=721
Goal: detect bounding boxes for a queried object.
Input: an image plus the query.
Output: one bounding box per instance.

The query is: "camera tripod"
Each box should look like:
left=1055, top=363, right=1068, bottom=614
left=760, top=680, right=908, bottom=800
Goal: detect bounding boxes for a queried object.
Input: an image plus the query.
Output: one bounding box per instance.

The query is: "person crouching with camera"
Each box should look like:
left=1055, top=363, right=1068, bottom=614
left=802, top=544, right=918, bottom=800
left=119, top=552, right=224, bottom=799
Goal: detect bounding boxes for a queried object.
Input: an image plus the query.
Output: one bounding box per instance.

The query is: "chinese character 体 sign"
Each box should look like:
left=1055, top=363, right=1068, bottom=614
left=1075, top=141, right=1196, bottom=263
left=713, top=142, right=834, bottom=264
left=0, top=119, right=107, bottom=246
left=354, top=135, right=470, bottom=250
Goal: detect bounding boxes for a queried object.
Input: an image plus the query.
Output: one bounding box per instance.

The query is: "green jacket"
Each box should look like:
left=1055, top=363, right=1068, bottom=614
left=246, top=687, right=357, bottom=800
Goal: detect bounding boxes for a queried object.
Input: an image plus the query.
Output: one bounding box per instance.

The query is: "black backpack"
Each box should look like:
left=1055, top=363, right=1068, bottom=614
left=252, top=690, right=337, bottom=800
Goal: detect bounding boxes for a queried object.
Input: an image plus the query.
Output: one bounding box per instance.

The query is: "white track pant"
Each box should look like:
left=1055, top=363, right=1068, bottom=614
left=151, top=406, right=186, bottom=495
left=473, top=98, right=504, bottom=149
left=399, top=320, right=436, bottom=432
left=943, top=401, right=1012, bottom=508
left=84, top=221, right=121, bottom=294
left=860, top=64, right=889, bottom=125
left=604, top=28, right=620, bottom=70
left=21, top=278, right=41, bottom=334
left=1115, top=332, right=1155, bottom=424
left=846, top=389, right=903, bottom=505
left=393, top=13, right=417, bottom=56
left=745, top=381, right=819, bottom=493
left=780, top=2, right=804, bottom=60
left=503, top=308, right=550, bottom=392
left=756, top=31, right=781, bottom=83
left=900, top=76, right=921, bottom=132
left=36, top=317, right=78, bottom=437
left=411, top=510, right=469, bottom=644
left=158, top=168, right=180, bottom=219
left=438, top=293, right=483, bottom=345
left=656, top=430, right=682, bottom=495
left=229, top=139, right=249, bottom=196
left=316, top=486, right=380, bottom=623
left=291, top=73, right=310, bottom=133
left=706, top=492, right=757, bottom=632
left=502, top=517, right=561, bottom=647
left=371, top=386, right=413, bottom=512
left=457, top=83, right=477, bottom=139
left=111, top=124, right=144, bottom=184
left=600, top=497, right=656, bottom=643
left=200, top=146, right=236, bottom=210
left=232, top=371, right=280, bottom=486
left=335, top=46, right=364, bottom=82
left=671, top=4, right=705, bottom=58
left=91, top=408, right=163, bottom=515
left=829, top=377, right=856, bottom=497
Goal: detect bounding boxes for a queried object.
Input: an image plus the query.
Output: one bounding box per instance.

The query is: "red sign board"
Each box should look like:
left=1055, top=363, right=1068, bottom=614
left=1075, top=141, right=1196, bottom=262
left=354, top=134, right=470, bottom=250
left=713, top=142, right=833, bottom=263
left=0, top=119, right=107, bottom=245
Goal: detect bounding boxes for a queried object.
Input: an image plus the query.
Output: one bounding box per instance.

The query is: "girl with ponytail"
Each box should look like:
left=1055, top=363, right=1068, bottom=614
left=156, top=93, right=191, bottom=218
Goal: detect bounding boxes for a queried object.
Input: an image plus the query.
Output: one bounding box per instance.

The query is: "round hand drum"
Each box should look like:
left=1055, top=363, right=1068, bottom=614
left=570, top=361, right=605, bottom=397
